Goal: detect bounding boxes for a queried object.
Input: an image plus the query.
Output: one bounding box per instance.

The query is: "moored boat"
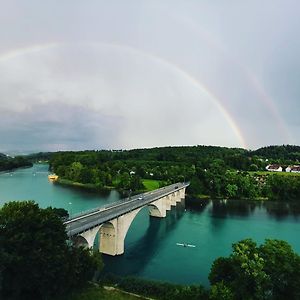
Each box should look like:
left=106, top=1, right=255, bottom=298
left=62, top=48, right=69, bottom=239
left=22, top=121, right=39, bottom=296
left=48, top=174, right=59, bottom=181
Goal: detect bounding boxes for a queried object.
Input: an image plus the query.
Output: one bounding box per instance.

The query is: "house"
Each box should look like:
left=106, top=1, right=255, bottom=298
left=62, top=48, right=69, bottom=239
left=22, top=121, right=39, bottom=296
left=286, top=165, right=300, bottom=173
left=265, top=164, right=282, bottom=172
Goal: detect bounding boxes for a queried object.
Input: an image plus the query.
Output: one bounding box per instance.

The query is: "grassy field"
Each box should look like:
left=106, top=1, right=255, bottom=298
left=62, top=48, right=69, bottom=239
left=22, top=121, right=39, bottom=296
left=142, top=179, right=161, bottom=191
left=249, top=171, right=300, bottom=176
left=62, top=285, right=148, bottom=300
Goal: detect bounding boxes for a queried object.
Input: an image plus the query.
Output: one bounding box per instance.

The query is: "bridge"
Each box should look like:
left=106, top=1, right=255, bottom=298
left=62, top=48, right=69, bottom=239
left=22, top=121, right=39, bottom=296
left=64, top=182, right=189, bottom=256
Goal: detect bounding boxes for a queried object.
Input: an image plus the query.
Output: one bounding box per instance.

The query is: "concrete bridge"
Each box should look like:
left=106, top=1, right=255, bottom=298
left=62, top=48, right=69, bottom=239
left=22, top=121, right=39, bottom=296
left=64, top=182, right=189, bottom=256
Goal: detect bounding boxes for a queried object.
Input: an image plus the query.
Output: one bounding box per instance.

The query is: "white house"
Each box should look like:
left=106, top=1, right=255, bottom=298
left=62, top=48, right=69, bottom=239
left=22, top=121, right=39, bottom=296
left=286, top=165, right=300, bottom=173
left=266, top=164, right=283, bottom=172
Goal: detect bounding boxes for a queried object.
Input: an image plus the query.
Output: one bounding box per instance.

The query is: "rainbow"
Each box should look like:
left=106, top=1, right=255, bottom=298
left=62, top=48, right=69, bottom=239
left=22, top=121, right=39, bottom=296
left=0, top=43, right=58, bottom=62
left=0, top=42, right=248, bottom=148
left=169, top=13, right=292, bottom=144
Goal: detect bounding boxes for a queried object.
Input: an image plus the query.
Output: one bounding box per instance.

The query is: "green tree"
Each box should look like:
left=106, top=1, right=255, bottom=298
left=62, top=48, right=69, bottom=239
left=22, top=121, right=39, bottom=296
left=225, top=183, right=238, bottom=198
left=209, top=238, right=300, bottom=300
left=209, top=281, right=234, bottom=300
left=67, top=162, right=83, bottom=182
left=0, top=201, right=103, bottom=300
left=79, top=166, right=93, bottom=183
left=259, top=239, right=300, bottom=299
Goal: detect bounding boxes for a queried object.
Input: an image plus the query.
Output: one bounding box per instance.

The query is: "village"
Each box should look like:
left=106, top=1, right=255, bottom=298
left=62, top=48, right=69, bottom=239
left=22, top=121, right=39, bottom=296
left=266, top=164, right=300, bottom=173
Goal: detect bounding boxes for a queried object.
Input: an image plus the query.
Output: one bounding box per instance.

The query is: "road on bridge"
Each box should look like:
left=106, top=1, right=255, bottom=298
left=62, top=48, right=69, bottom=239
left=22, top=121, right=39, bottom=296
left=64, top=182, right=189, bottom=237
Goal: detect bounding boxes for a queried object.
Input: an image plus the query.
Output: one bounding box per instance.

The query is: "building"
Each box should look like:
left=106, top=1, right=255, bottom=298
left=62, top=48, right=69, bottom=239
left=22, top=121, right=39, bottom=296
left=265, top=164, right=282, bottom=172
left=286, top=165, right=300, bottom=173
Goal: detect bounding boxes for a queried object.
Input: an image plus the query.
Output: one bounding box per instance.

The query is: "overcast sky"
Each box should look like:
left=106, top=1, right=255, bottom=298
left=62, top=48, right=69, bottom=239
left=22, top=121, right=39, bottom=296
left=0, top=0, right=299, bottom=152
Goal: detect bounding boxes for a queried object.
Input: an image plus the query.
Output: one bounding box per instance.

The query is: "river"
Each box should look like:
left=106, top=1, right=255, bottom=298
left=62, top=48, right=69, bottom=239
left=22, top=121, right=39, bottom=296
left=1, top=164, right=300, bottom=287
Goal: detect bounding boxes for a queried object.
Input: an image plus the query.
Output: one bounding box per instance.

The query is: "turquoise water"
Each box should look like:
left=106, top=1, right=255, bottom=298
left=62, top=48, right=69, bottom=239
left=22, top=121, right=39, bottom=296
left=0, top=164, right=120, bottom=214
left=1, top=164, right=300, bottom=286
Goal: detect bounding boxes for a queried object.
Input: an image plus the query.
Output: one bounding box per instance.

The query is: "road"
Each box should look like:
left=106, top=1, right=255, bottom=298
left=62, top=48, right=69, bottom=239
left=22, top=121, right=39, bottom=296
left=64, top=182, right=189, bottom=237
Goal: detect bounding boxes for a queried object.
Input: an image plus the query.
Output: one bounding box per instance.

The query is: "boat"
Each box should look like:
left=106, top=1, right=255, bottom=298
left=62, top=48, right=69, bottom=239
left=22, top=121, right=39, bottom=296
left=48, top=174, right=59, bottom=181
left=176, top=243, right=196, bottom=248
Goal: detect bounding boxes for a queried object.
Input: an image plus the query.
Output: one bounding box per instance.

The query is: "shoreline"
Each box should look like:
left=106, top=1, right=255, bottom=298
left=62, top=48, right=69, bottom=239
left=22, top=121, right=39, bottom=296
left=0, top=163, right=33, bottom=174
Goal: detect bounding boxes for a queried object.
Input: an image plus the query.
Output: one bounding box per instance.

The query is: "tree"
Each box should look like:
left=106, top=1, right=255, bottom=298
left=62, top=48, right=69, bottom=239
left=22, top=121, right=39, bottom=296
left=0, top=201, right=103, bottom=300
left=67, top=162, right=83, bottom=182
left=225, top=183, right=238, bottom=198
left=209, top=238, right=300, bottom=300
left=259, top=239, right=300, bottom=299
left=209, top=281, right=234, bottom=300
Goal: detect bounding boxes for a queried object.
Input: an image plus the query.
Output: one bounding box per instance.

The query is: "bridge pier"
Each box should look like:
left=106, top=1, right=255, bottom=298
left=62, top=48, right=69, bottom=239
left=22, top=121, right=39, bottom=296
left=148, top=198, right=167, bottom=217
left=99, top=208, right=142, bottom=256
left=165, top=195, right=172, bottom=211
left=170, top=194, right=177, bottom=206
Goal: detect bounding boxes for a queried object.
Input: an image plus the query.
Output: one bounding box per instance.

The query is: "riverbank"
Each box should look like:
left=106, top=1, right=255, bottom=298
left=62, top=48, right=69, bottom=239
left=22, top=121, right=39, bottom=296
left=55, top=178, right=165, bottom=195
left=0, top=163, right=33, bottom=173
left=55, top=178, right=113, bottom=193
left=186, top=194, right=268, bottom=203
left=60, top=284, right=149, bottom=300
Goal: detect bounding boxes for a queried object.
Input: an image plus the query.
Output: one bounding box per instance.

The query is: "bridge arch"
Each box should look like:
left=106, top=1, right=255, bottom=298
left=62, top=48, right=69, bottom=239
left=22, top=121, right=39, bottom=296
left=71, top=235, right=89, bottom=248
left=99, top=208, right=143, bottom=255
left=148, top=197, right=167, bottom=218
left=148, top=203, right=164, bottom=217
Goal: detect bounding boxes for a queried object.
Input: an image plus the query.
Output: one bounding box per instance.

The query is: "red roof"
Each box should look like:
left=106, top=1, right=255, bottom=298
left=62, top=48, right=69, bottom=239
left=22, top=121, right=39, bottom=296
left=291, top=166, right=300, bottom=172
left=267, top=164, right=281, bottom=170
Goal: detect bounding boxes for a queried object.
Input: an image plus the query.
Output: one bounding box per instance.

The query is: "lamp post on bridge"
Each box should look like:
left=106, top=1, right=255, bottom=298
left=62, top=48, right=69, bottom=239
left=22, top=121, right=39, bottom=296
left=68, top=202, right=72, bottom=219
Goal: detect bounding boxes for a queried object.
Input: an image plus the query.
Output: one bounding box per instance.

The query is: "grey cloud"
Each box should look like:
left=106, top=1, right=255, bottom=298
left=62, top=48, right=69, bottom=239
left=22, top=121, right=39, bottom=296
left=0, top=102, right=124, bottom=151
left=0, top=0, right=299, bottom=150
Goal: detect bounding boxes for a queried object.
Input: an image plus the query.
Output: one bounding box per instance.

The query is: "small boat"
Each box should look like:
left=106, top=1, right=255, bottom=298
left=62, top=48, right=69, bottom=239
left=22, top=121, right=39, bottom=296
left=48, top=174, right=59, bottom=181
left=176, top=243, right=196, bottom=248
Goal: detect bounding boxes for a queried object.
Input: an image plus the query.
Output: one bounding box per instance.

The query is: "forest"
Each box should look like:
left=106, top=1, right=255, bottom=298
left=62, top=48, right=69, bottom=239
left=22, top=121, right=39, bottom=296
left=47, top=145, right=300, bottom=202
left=0, top=153, right=32, bottom=172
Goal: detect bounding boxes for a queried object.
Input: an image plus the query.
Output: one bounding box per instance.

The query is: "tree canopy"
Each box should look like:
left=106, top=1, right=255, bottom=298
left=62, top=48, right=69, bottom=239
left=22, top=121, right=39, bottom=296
left=0, top=201, right=103, bottom=300
left=209, top=239, right=300, bottom=300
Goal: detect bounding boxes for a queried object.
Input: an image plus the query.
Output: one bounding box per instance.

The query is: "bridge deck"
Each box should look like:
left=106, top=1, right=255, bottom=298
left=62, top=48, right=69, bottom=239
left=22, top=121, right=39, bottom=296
left=64, top=182, right=189, bottom=237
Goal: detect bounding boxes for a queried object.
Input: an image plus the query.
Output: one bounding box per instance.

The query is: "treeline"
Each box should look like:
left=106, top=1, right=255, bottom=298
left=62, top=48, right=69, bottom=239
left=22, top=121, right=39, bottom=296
left=189, top=163, right=300, bottom=201
left=0, top=153, right=32, bottom=172
left=48, top=145, right=300, bottom=200
left=101, top=275, right=208, bottom=300
left=49, top=146, right=261, bottom=189
left=26, top=151, right=53, bottom=162
left=251, top=145, right=300, bottom=161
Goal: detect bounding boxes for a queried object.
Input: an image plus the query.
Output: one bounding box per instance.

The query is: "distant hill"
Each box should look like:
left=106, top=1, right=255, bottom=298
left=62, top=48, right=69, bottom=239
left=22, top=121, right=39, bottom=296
left=0, top=153, right=7, bottom=160
left=251, top=145, right=300, bottom=161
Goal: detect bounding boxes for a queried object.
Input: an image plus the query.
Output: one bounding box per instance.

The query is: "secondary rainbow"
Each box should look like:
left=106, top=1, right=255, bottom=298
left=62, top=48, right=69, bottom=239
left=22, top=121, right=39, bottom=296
left=170, top=13, right=292, bottom=144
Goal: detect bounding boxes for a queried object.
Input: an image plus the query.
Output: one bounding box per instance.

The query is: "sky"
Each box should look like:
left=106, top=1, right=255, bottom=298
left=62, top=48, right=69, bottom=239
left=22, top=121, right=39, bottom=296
left=0, top=0, right=299, bottom=152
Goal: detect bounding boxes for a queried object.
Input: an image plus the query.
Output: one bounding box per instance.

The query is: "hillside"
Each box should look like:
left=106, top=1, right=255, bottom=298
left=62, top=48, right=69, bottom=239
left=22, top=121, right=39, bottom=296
left=251, top=145, right=300, bottom=161
left=0, top=153, right=32, bottom=171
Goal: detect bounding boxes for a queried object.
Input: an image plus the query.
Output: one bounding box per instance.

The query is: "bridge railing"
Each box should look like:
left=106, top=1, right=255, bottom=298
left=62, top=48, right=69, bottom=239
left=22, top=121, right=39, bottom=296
left=68, top=197, right=131, bottom=221
left=69, top=207, right=100, bottom=220
left=67, top=182, right=189, bottom=221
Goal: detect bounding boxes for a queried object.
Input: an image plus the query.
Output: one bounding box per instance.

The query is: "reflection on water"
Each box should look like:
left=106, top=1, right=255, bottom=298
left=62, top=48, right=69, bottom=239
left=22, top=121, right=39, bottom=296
left=210, top=199, right=256, bottom=218
left=103, top=203, right=185, bottom=276
left=186, top=198, right=300, bottom=220
left=263, top=201, right=300, bottom=220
